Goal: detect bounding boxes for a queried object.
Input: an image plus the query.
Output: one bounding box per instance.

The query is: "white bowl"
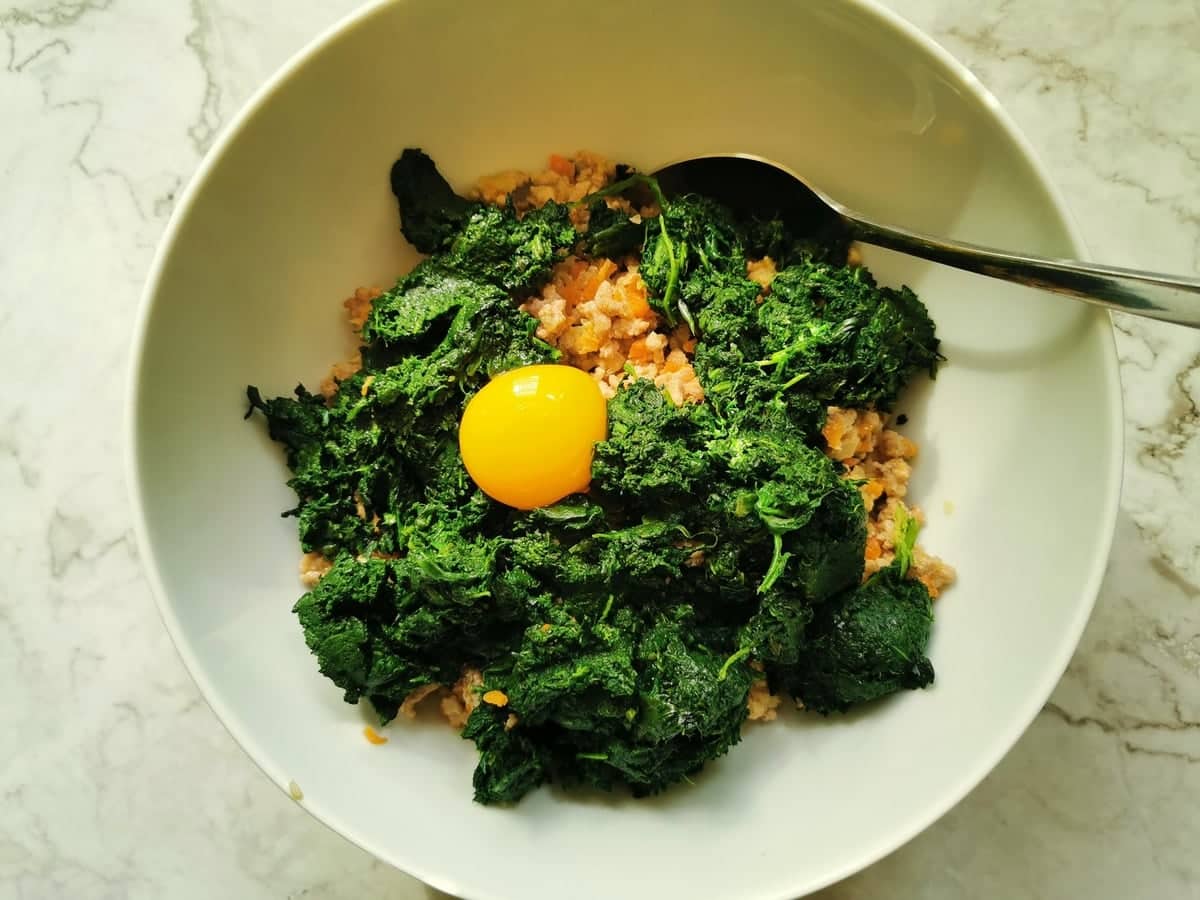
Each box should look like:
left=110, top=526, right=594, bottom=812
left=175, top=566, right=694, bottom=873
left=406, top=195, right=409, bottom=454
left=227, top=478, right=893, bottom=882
left=128, top=1, right=1122, bottom=897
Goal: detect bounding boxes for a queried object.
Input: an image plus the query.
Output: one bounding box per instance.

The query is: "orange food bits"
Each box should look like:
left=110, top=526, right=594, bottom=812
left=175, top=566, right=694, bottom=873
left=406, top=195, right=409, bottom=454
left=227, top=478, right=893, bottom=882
left=663, top=350, right=687, bottom=373
left=580, top=259, right=617, bottom=300
left=862, top=479, right=885, bottom=506
left=628, top=337, right=651, bottom=362
left=918, top=573, right=943, bottom=599
left=482, top=690, right=509, bottom=707
left=822, top=418, right=846, bottom=450
left=363, top=725, right=388, bottom=745
left=548, top=153, right=574, bottom=177
left=625, top=278, right=652, bottom=318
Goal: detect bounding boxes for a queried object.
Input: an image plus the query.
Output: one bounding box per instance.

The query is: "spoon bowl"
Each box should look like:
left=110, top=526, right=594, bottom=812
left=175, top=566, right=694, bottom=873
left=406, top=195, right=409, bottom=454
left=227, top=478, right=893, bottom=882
left=653, top=154, right=846, bottom=236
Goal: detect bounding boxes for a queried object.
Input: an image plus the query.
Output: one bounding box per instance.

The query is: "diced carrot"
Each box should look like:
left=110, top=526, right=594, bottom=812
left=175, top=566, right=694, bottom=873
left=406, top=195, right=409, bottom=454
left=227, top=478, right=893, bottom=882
left=571, top=322, right=602, bottom=353
left=628, top=337, right=651, bottom=362
left=580, top=259, right=617, bottom=300
left=623, top=274, right=653, bottom=318
left=363, top=725, right=388, bottom=745
left=483, top=689, right=509, bottom=707
left=560, top=279, right=582, bottom=304
left=861, top=479, right=885, bottom=505
left=865, top=537, right=883, bottom=561
left=559, top=261, right=589, bottom=304
left=822, top=416, right=847, bottom=451
left=548, top=153, right=574, bottom=177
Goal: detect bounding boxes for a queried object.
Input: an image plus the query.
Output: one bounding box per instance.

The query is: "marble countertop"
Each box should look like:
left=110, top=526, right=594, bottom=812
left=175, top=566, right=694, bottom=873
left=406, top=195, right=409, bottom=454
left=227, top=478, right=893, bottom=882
left=2, top=1, right=1198, bottom=897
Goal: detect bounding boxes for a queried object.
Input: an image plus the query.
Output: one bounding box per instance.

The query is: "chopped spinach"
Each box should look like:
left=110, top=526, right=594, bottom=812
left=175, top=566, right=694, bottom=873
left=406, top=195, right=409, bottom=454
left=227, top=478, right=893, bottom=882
left=389, top=148, right=480, bottom=254
left=773, top=507, right=936, bottom=713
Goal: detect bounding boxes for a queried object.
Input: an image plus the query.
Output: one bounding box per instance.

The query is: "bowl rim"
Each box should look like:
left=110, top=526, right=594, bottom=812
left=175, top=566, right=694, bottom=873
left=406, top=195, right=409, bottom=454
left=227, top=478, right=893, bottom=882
left=125, top=1, right=1124, bottom=897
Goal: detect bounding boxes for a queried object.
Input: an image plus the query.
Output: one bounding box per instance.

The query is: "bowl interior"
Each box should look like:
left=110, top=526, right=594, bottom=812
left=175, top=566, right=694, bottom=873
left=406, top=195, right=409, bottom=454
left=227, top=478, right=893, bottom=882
left=130, top=1, right=1121, bottom=898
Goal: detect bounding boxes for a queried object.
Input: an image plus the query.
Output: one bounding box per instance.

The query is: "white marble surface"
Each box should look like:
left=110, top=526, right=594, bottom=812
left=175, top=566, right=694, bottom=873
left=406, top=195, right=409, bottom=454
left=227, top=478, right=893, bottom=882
left=2, top=0, right=1199, bottom=897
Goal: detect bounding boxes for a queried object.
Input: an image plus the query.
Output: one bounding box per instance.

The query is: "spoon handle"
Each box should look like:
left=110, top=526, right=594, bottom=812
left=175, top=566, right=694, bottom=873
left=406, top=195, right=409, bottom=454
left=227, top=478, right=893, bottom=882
left=846, top=216, right=1200, bottom=327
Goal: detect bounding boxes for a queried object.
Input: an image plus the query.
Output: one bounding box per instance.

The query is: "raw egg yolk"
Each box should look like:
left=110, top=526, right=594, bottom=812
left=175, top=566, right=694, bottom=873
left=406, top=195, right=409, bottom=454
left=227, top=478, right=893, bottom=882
left=459, top=365, right=608, bottom=510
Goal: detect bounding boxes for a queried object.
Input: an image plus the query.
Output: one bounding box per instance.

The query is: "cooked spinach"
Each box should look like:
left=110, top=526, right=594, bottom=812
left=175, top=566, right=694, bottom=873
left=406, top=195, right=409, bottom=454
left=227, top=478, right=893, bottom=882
left=248, top=149, right=943, bottom=805
left=389, top=148, right=480, bottom=254
left=773, top=507, right=936, bottom=713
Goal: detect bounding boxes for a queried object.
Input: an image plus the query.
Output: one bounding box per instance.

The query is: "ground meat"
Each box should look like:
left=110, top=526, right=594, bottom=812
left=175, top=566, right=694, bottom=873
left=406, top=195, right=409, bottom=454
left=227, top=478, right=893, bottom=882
left=392, top=668, right=486, bottom=730
left=344, top=286, right=382, bottom=331
left=472, top=151, right=619, bottom=225
left=398, top=683, right=440, bottom=719
left=823, top=406, right=956, bottom=597
left=746, top=256, right=778, bottom=293
left=747, top=679, right=782, bottom=722
left=912, top=545, right=957, bottom=598
left=440, top=668, right=484, bottom=729
left=318, top=287, right=383, bottom=399
left=319, top=353, right=361, bottom=400
left=298, top=551, right=332, bottom=587
left=521, top=257, right=704, bottom=405
left=822, top=407, right=886, bottom=467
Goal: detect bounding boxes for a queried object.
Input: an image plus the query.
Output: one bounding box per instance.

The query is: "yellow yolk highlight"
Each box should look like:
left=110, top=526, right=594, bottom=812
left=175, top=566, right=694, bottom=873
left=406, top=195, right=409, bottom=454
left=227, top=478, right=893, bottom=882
left=459, top=365, right=607, bottom=510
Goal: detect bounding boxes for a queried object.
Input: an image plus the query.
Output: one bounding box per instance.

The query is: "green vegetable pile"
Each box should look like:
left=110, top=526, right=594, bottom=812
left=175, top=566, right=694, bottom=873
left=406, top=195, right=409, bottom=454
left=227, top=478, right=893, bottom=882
left=247, top=149, right=943, bottom=805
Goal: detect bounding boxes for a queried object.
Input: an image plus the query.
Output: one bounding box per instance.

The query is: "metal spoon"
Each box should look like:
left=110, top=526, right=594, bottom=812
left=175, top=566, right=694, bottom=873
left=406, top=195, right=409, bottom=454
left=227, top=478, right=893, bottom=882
left=651, top=154, right=1200, bottom=326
